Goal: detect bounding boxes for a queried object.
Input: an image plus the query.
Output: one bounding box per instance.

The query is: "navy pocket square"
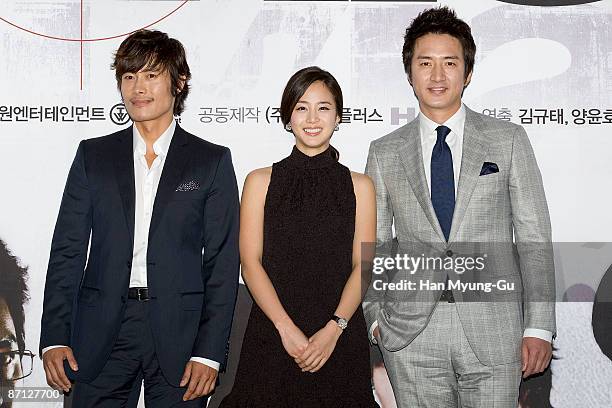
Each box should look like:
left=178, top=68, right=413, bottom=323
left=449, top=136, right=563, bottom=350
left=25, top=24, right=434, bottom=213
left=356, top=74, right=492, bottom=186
left=479, top=162, right=499, bottom=176
left=175, top=180, right=200, bottom=192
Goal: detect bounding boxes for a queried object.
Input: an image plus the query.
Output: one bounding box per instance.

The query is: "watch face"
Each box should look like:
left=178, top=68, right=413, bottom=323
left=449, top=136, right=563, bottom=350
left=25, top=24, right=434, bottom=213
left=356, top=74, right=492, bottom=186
left=337, top=318, right=348, bottom=330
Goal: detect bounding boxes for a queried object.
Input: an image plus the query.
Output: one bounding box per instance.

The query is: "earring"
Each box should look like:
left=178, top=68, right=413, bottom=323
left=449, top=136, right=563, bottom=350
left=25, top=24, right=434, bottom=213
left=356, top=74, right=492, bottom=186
left=334, top=124, right=339, bottom=131
left=285, top=123, right=292, bottom=131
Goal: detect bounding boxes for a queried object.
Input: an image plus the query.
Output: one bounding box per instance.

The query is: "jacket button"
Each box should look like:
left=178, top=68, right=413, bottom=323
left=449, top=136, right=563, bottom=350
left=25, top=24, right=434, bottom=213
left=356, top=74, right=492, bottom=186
left=446, top=250, right=453, bottom=257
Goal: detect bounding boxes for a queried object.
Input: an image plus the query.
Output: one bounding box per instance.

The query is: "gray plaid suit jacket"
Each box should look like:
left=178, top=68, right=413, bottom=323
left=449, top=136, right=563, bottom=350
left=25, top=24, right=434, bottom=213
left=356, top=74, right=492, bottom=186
left=363, top=106, right=556, bottom=366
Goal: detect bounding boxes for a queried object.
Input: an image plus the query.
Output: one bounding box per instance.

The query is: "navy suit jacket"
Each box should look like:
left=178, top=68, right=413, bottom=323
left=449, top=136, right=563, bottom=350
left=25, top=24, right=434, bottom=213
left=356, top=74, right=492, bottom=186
left=40, top=124, right=240, bottom=385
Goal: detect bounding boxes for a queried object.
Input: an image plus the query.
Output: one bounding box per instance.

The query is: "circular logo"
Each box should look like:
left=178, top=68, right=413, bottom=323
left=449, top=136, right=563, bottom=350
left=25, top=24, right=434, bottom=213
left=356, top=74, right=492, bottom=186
left=110, top=103, right=131, bottom=126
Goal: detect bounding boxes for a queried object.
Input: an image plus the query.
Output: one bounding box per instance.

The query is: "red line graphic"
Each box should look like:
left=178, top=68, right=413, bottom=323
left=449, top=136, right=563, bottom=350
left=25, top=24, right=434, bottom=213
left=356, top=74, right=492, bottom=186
left=0, top=1, right=190, bottom=42
left=80, top=0, right=83, bottom=90
left=1, top=1, right=190, bottom=90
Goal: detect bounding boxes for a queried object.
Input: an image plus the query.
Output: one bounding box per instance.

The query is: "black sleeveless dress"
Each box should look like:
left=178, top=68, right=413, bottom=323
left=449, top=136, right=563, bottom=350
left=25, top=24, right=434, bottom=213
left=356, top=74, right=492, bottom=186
left=220, top=146, right=376, bottom=407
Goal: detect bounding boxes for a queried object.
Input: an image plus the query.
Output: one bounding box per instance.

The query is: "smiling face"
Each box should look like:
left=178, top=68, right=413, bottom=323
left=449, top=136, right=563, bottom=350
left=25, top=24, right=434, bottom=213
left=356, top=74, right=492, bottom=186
left=409, top=33, right=472, bottom=123
left=120, top=68, right=177, bottom=128
left=289, top=81, right=340, bottom=156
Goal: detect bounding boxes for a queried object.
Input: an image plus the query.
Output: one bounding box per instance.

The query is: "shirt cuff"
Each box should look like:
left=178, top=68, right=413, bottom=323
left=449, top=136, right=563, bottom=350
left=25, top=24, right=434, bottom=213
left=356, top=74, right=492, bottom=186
left=41, top=345, right=68, bottom=358
left=523, top=328, right=553, bottom=343
left=190, top=357, right=220, bottom=371
left=369, top=321, right=379, bottom=345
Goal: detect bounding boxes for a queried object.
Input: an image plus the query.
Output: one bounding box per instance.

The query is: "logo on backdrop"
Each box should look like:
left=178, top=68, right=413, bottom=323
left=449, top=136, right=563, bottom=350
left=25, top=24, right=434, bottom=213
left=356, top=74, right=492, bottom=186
left=109, top=103, right=131, bottom=126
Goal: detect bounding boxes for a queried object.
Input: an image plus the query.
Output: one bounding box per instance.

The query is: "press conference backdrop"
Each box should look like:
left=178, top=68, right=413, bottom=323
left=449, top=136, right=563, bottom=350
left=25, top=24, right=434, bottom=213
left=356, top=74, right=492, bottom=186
left=1, top=1, right=611, bottom=407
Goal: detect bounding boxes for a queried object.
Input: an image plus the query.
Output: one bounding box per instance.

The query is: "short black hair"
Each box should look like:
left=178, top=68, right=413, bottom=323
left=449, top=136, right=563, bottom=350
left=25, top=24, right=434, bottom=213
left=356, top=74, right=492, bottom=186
left=402, top=6, right=476, bottom=81
left=0, top=239, right=29, bottom=352
left=112, top=30, right=192, bottom=116
left=280, top=66, right=343, bottom=128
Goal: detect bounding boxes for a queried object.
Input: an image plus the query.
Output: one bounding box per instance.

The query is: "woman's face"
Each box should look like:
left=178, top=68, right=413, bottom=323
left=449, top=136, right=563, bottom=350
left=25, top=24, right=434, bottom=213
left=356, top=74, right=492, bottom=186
left=289, top=80, right=340, bottom=155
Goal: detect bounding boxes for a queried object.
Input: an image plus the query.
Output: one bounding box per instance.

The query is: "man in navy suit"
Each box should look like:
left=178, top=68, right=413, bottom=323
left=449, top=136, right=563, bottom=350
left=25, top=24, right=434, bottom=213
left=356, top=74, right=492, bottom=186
left=40, top=30, right=240, bottom=406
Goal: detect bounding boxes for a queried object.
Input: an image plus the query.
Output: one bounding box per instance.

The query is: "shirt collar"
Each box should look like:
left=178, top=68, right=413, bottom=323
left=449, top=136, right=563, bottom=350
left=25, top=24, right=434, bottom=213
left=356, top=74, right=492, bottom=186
left=132, top=120, right=176, bottom=157
left=418, top=103, right=466, bottom=140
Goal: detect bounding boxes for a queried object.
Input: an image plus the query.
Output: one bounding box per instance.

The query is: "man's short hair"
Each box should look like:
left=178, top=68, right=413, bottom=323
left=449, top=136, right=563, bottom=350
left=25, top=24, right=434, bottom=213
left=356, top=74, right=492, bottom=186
left=402, top=6, right=476, bottom=81
left=0, top=240, right=29, bottom=352
left=112, top=30, right=192, bottom=116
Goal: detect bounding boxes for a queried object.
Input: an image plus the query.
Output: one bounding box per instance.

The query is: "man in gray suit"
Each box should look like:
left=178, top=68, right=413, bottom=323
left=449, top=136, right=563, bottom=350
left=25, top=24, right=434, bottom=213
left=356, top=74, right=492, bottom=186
left=364, top=7, right=556, bottom=407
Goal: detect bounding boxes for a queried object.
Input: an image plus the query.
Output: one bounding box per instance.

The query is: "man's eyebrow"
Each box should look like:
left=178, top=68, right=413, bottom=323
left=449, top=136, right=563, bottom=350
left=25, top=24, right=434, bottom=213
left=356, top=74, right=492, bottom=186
left=415, top=55, right=460, bottom=59
left=141, top=64, right=162, bottom=73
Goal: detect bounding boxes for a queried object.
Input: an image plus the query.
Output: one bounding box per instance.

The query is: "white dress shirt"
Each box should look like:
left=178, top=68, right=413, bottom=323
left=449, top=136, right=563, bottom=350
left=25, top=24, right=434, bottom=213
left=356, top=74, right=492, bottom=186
left=44, top=121, right=220, bottom=371
left=370, top=104, right=552, bottom=344
left=130, top=120, right=175, bottom=287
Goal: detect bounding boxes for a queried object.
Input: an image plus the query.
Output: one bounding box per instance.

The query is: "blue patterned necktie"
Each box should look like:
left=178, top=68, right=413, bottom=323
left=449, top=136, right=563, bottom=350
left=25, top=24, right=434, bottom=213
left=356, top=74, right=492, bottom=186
left=431, top=125, right=455, bottom=241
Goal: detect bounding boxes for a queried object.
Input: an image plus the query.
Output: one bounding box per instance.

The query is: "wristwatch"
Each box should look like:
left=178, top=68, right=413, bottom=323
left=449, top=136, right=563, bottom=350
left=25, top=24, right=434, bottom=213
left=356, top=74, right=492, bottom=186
left=332, top=315, right=348, bottom=330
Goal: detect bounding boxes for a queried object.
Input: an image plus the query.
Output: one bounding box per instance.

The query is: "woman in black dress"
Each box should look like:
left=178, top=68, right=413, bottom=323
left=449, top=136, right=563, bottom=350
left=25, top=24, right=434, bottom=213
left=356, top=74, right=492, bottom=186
left=220, top=66, right=377, bottom=407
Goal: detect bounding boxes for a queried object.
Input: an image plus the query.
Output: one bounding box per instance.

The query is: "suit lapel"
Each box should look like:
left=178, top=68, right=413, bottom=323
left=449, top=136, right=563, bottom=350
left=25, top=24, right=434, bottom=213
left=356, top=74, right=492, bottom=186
left=398, top=121, right=446, bottom=242
left=148, top=124, right=190, bottom=240
left=113, top=126, right=136, bottom=242
left=448, top=108, right=488, bottom=242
